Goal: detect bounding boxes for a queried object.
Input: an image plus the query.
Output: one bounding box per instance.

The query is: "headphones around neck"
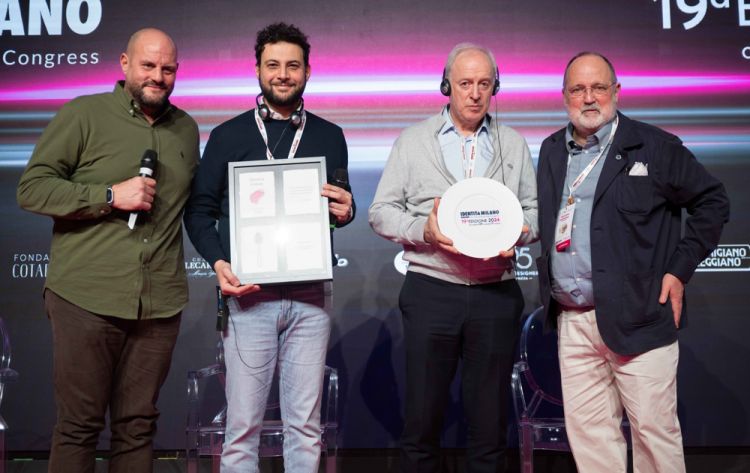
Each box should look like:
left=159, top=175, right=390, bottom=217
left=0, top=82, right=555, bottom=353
left=256, top=93, right=304, bottom=128
left=440, top=67, right=500, bottom=97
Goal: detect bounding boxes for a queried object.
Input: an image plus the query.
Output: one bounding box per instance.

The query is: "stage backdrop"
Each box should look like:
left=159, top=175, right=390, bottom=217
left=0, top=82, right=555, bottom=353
left=1, top=0, right=749, bottom=451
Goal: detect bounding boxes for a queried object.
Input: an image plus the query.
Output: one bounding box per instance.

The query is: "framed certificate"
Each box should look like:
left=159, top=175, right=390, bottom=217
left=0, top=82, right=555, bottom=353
left=228, top=157, right=333, bottom=285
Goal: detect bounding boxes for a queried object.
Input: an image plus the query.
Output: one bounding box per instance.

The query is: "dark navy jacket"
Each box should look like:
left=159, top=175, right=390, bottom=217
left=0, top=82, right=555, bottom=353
left=536, top=112, right=729, bottom=355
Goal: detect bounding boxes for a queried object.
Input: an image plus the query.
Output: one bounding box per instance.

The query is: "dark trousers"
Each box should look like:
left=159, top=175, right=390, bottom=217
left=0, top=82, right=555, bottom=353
left=44, top=289, right=181, bottom=473
left=399, top=272, right=523, bottom=473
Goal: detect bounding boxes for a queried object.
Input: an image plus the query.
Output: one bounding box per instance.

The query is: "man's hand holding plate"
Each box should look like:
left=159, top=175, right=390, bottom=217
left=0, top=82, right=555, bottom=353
left=424, top=198, right=460, bottom=255
left=496, top=224, right=529, bottom=259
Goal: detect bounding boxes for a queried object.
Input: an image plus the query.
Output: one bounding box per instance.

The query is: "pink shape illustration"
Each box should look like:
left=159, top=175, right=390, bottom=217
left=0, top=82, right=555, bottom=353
left=250, top=189, right=265, bottom=204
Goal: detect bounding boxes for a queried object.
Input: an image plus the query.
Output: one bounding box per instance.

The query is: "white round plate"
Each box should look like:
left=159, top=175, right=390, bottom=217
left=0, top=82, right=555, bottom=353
left=437, top=177, right=524, bottom=258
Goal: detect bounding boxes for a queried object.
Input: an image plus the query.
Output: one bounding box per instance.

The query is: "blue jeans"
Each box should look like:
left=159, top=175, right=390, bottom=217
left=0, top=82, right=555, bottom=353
left=221, top=282, right=331, bottom=473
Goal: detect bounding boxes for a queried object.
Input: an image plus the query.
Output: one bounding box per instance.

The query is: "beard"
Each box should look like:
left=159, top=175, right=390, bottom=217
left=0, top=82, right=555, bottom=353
left=126, top=80, right=171, bottom=112
left=569, top=104, right=616, bottom=134
left=259, top=79, right=306, bottom=110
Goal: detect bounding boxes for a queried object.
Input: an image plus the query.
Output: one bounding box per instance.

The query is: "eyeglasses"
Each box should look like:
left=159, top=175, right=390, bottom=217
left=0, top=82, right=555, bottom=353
left=566, top=83, right=615, bottom=98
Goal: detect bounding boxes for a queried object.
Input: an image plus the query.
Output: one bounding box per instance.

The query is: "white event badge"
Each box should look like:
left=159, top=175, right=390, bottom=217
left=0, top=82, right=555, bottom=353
left=437, top=177, right=524, bottom=258
left=554, top=201, right=574, bottom=252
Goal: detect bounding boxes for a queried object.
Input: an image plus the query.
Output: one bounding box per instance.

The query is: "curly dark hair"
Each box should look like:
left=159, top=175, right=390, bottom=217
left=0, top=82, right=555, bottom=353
left=255, top=22, right=310, bottom=66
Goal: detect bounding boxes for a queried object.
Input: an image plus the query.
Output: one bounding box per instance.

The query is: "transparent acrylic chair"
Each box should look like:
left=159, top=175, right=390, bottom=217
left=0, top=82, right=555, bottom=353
left=511, top=307, right=630, bottom=473
left=186, top=339, right=339, bottom=473
left=0, top=317, right=19, bottom=473
left=511, top=307, right=568, bottom=473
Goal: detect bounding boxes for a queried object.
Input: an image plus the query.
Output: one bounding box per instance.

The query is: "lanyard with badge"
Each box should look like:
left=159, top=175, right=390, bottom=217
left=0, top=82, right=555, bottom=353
left=460, top=131, right=479, bottom=179
left=254, top=108, right=307, bottom=160
left=555, top=117, right=619, bottom=252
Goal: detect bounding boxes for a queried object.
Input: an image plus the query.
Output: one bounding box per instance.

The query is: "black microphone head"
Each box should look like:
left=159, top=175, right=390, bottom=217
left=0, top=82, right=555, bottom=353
left=332, top=168, right=350, bottom=191
left=138, top=149, right=158, bottom=178
left=140, top=149, right=158, bottom=170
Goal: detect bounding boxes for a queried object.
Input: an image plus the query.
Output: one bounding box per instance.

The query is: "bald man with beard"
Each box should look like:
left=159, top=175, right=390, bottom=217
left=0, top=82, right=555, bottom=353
left=17, top=28, right=199, bottom=473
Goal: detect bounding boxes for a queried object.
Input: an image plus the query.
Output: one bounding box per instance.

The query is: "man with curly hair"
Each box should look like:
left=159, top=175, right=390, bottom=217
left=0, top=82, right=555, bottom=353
left=185, top=22, right=354, bottom=473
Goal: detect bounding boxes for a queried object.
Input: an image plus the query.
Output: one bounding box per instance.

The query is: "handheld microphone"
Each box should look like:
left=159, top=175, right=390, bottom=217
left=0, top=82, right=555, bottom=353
left=329, top=168, right=350, bottom=228
left=127, top=149, right=158, bottom=230
left=216, top=285, right=229, bottom=332
left=331, top=168, right=350, bottom=192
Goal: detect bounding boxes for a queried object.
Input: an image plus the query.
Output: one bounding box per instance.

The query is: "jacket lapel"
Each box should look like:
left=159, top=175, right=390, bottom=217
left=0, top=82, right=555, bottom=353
left=547, top=130, right=568, bottom=212
left=428, top=114, right=459, bottom=184
left=484, top=115, right=504, bottom=178
left=593, top=113, right=639, bottom=206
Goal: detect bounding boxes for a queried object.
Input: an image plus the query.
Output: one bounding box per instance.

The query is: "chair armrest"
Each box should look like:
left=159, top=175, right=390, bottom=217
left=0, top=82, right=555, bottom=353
left=322, top=366, right=338, bottom=428
left=187, top=363, right=226, bottom=430
left=0, top=368, right=19, bottom=383
left=191, top=363, right=225, bottom=380
left=0, top=317, right=13, bottom=371
left=511, top=361, right=529, bottom=422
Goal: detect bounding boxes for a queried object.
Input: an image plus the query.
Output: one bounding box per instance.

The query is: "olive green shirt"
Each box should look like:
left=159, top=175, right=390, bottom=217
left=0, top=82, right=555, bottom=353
left=17, top=82, right=199, bottom=319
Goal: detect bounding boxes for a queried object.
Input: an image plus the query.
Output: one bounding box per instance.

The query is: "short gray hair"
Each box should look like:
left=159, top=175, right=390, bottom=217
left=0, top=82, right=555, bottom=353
left=444, top=43, right=498, bottom=80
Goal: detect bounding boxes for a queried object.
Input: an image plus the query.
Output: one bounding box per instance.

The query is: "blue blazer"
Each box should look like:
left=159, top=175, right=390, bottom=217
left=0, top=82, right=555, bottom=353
left=536, top=112, right=729, bottom=355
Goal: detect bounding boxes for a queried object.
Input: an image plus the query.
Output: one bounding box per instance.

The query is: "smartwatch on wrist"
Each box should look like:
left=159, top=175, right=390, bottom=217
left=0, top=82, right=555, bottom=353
left=106, top=186, right=114, bottom=206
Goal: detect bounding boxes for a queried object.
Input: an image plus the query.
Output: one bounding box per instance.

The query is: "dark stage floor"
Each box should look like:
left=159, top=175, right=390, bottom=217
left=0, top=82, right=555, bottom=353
left=6, top=448, right=750, bottom=472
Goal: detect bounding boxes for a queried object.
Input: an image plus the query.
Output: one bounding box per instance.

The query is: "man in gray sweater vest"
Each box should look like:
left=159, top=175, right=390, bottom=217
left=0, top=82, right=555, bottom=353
left=369, top=43, right=538, bottom=473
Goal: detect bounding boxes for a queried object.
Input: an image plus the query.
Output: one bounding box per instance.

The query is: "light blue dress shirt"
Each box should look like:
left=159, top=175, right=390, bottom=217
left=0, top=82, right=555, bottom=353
left=550, top=119, right=615, bottom=309
left=437, top=107, right=494, bottom=181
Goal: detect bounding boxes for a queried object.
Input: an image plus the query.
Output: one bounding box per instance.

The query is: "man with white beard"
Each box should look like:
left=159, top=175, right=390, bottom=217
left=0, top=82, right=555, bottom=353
left=535, top=51, right=729, bottom=473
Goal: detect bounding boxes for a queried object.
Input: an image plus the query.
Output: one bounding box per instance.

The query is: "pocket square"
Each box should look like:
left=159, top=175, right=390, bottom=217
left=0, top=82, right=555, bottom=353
left=628, top=162, right=648, bottom=176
